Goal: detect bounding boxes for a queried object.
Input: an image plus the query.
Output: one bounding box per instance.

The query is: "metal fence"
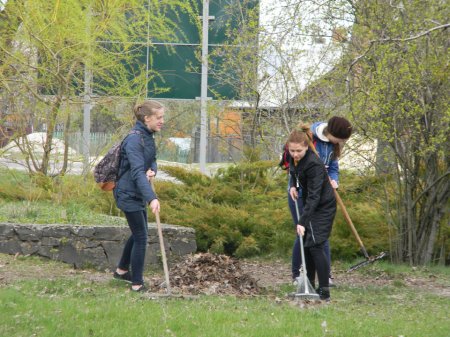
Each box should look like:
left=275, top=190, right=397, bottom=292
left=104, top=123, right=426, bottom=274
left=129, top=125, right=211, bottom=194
left=53, top=132, right=114, bottom=156
left=52, top=131, right=281, bottom=164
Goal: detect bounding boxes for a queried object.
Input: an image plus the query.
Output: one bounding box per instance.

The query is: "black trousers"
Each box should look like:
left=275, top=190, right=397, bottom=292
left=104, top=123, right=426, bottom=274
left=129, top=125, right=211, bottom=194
left=304, top=241, right=329, bottom=289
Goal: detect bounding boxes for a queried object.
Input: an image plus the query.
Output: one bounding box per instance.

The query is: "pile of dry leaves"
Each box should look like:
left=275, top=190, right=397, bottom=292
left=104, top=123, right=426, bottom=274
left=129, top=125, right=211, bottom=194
left=149, top=253, right=260, bottom=296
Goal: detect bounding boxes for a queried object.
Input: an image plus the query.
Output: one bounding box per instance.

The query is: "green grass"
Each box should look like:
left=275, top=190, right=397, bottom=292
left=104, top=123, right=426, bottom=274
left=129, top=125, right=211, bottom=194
left=1, top=255, right=449, bottom=337
left=0, top=199, right=127, bottom=226
left=2, top=281, right=449, bottom=337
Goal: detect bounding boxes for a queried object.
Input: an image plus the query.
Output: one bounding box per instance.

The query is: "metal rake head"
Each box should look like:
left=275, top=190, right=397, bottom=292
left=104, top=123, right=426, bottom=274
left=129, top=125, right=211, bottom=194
left=293, top=275, right=320, bottom=301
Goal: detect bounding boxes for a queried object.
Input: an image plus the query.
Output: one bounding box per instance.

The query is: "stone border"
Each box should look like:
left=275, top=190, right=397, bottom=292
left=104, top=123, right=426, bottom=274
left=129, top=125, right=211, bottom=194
left=0, top=222, right=197, bottom=270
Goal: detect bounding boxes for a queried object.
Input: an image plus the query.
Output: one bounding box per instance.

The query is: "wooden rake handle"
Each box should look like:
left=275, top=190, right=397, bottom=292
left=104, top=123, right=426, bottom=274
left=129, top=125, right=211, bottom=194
left=333, top=189, right=370, bottom=260
left=306, top=138, right=370, bottom=260
left=150, top=177, right=171, bottom=294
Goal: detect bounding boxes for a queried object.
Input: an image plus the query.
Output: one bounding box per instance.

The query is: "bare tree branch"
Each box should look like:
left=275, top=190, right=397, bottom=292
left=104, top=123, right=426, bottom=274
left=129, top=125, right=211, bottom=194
left=376, top=23, right=449, bottom=43
left=349, top=23, right=450, bottom=72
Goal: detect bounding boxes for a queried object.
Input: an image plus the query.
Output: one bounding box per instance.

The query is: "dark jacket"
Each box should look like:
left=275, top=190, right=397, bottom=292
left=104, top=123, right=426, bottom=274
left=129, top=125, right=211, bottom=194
left=289, top=149, right=336, bottom=247
left=113, top=120, right=158, bottom=212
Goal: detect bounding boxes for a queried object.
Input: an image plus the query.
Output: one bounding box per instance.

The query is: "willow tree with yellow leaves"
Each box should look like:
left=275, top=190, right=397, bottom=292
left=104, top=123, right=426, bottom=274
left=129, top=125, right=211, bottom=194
left=0, top=0, right=196, bottom=177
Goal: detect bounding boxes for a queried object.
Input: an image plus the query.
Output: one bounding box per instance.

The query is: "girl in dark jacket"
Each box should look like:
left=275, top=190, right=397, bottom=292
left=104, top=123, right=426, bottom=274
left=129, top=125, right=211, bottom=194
left=288, top=128, right=336, bottom=301
left=113, top=100, right=164, bottom=292
left=284, top=117, right=352, bottom=285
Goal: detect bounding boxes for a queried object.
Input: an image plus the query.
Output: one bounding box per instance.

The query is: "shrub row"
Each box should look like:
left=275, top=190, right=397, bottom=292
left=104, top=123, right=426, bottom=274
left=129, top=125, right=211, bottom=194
left=0, top=164, right=390, bottom=259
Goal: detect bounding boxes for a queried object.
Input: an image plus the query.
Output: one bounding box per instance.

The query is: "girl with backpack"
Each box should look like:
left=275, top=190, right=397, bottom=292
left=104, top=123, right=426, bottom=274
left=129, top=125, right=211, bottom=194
left=113, top=100, right=165, bottom=292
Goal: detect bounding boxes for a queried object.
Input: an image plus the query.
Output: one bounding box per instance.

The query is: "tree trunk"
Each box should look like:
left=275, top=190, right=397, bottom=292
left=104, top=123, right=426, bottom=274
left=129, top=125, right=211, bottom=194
left=42, top=97, right=62, bottom=176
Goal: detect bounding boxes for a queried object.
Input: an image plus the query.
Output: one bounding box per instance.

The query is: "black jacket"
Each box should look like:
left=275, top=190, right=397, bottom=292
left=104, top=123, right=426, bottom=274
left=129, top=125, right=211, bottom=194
left=289, top=149, right=336, bottom=247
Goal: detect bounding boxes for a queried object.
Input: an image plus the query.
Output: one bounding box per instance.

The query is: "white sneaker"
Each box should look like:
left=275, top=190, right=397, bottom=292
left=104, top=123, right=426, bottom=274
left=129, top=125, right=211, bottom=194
left=329, top=277, right=335, bottom=287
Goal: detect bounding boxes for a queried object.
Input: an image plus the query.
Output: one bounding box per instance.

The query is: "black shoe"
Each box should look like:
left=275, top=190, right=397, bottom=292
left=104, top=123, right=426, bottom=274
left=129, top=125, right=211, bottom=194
left=113, top=271, right=132, bottom=283
left=318, top=287, right=331, bottom=302
left=131, top=284, right=147, bottom=292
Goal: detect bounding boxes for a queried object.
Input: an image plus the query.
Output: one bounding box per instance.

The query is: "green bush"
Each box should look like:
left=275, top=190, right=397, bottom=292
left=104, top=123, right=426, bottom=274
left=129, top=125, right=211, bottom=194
left=0, top=171, right=50, bottom=201
left=235, top=236, right=260, bottom=258
left=0, top=166, right=394, bottom=260
left=158, top=164, right=394, bottom=259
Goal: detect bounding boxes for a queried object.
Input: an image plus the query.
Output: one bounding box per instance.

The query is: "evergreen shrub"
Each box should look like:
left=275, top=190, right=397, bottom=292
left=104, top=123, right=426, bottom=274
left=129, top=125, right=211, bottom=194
left=155, top=163, right=391, bottom=259
left=0, top=165, right=393, bottom=260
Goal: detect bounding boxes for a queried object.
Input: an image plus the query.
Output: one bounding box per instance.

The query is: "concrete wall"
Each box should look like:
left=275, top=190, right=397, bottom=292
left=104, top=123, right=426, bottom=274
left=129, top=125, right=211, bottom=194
left=0, top=222, right=197, bottom=270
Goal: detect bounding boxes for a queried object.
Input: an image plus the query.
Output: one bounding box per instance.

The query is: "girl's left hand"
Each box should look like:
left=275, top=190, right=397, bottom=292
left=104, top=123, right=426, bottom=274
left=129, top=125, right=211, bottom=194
left=330, top=179, right=338, bottom=189
left=146, top=169, right=156, bottom=181
left=296, top=224, right=305, bottom=236
left=290, top=187, right=298, bottom=200
left=149, top=199, right=160, bottom=214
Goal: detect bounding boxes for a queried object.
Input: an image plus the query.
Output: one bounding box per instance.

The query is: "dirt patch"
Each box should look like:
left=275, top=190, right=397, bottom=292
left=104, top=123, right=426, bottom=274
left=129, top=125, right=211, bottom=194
left=1, top=253, right=448, bottom=298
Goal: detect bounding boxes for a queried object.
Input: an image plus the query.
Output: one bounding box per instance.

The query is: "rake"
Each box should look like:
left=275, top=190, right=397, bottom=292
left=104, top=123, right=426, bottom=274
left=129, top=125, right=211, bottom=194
left=135, top=178, right=199, bottom=300
left=306, top=140, right=386, bottom=272
left=333, top=190, right=387, bottom=272
left=150, top=178, right=171, bottom=295
left=291, top=199, right=320, bottom=301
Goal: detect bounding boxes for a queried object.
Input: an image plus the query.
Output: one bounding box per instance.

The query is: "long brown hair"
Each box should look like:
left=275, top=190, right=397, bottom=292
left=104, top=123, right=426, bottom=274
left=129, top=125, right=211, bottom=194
left=289, top=122, right=314, bottom=147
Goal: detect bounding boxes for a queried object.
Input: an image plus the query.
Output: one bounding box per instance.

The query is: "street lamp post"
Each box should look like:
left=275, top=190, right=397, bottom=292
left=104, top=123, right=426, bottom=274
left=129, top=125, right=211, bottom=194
left=199, top=0, right=213, bottom=174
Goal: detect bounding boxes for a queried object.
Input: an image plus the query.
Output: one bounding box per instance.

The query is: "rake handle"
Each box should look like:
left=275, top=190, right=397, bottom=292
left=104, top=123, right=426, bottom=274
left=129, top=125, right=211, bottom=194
left=334, top=189, right=370, bottom=260
left=307, top=141, right=370, bottom=260
left=150, top=178, right=171, bottom=294
left=293, top=199, right=310, bottom=294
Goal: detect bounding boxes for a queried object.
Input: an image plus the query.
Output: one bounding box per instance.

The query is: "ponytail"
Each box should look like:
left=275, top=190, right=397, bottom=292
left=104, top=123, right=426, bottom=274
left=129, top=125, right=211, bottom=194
left=133, top=100, right=164, bottom=123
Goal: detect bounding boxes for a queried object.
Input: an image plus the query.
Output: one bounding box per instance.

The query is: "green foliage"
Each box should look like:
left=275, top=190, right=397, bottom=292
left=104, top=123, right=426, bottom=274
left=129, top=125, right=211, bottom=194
left=0, top=171, right=50, bottom=201
left=0, top=0, right=197, bottom=177
left=0, top=168, right=124, bottom=225
left=330, top=173, right=390, bottom=259
left=155, top=164, right=393, bottom=260
left=215, top=160, right=275, bottom=191
left=154, top=163, right=291, bottom=257
left=343, top=0, right=450, bottom=264
left=235, top=236, right=260, bottom=258
left=0, top=165, right=425, bottom=262
left=160, top=165, right=211, bottom=187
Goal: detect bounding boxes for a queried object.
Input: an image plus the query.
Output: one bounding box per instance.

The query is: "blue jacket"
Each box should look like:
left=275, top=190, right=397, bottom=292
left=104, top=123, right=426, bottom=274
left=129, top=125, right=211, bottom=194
left=113, top=120, right=158, bottom=212
left=311, top=122, right=339, bottom=183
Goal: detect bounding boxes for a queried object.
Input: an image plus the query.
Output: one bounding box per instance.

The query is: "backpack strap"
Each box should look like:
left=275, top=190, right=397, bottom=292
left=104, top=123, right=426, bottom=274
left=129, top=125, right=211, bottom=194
left=278, top=143, right=290, bottom=170
left=117, top=130, right=144, bottom=182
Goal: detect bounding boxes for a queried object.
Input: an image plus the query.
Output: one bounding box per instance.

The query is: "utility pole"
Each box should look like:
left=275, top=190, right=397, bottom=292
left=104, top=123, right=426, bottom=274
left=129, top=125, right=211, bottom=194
left=199, top=0, right=213, bottom=174
left=145, top=0, right=151, bottom=98
left=82, top=6, right=92, bottom=175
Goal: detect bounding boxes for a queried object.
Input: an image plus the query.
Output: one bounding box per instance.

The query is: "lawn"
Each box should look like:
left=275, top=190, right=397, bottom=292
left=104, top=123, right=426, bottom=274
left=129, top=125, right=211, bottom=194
left=1, top=253, right=449, bottom=337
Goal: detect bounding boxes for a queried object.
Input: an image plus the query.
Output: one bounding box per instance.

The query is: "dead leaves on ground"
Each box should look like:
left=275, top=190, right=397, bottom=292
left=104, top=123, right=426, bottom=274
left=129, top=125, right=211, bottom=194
left=149, top=253, right=260, bottom=296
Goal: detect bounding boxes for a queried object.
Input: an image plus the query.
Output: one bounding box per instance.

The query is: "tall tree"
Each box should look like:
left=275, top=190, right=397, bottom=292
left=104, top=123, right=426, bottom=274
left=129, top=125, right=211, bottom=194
left=0, top=0, right=195, bottom=176
left=208, top=0, right=351, bottom=156
left=345, top=0, right=449, bottom=264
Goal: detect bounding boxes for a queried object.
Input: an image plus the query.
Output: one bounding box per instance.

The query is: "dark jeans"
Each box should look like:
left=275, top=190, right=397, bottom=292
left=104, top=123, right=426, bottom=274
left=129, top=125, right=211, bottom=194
left=117, top=210, right=148, bottom=285
left=288, top=191, right=331, bottom=279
